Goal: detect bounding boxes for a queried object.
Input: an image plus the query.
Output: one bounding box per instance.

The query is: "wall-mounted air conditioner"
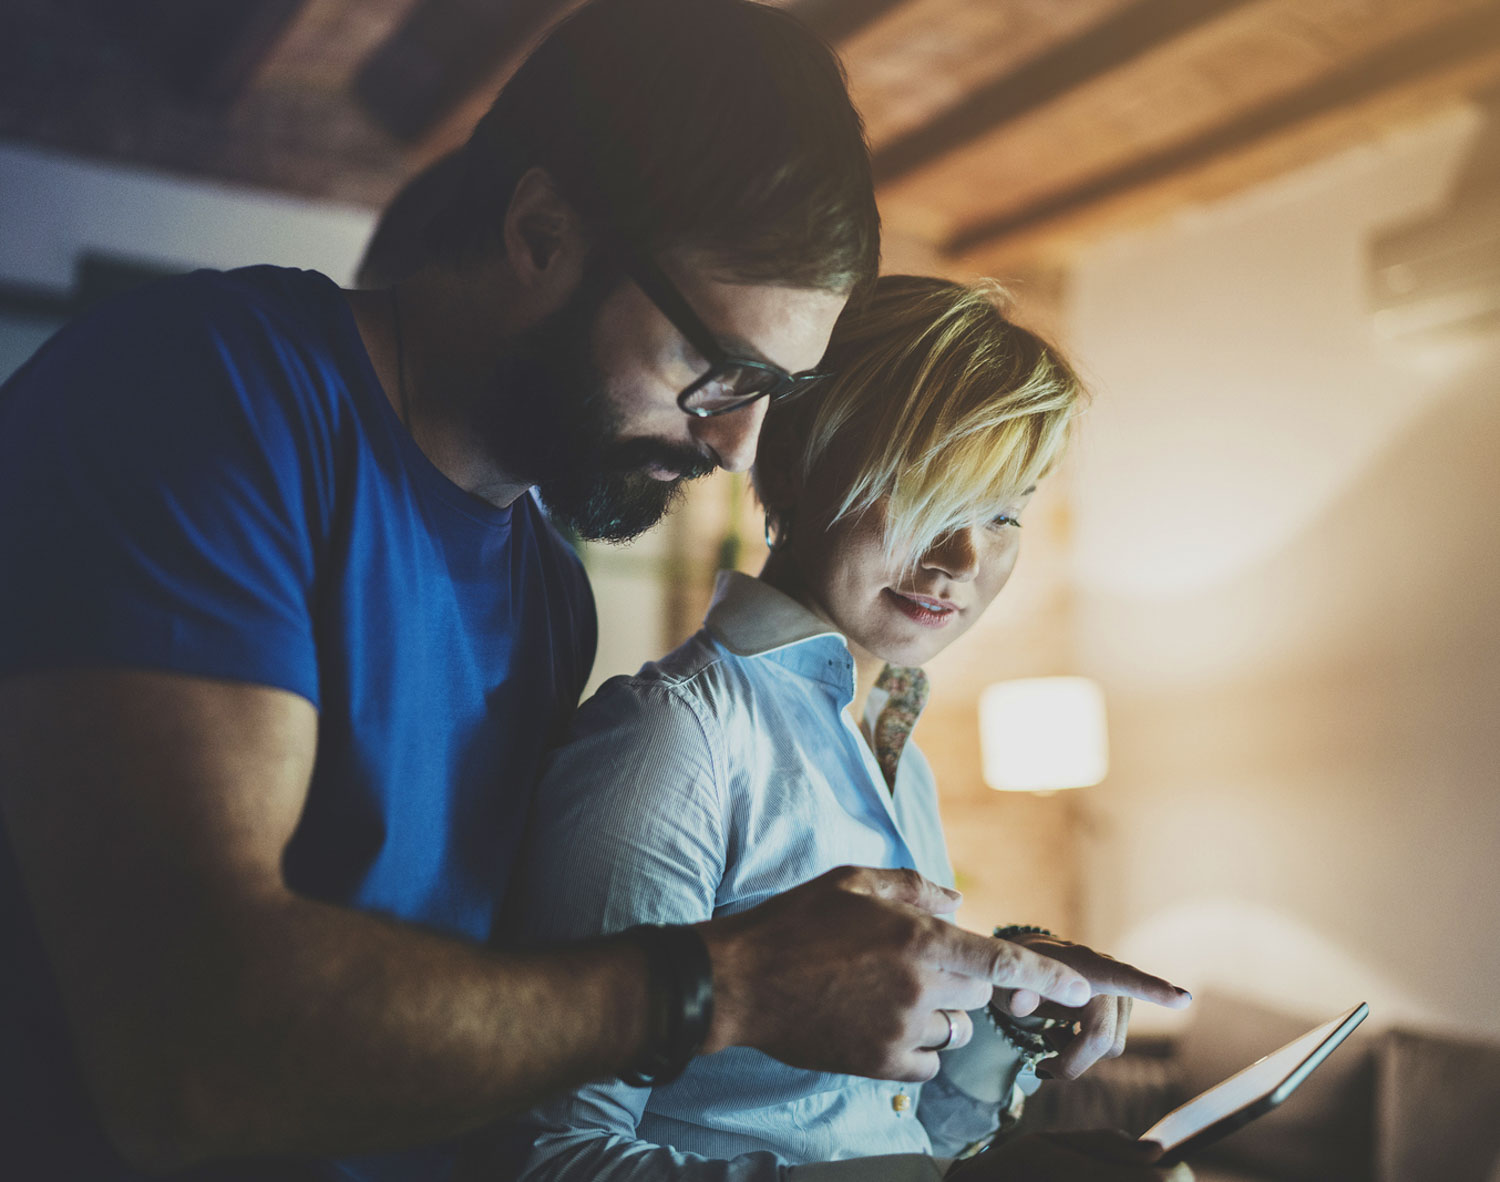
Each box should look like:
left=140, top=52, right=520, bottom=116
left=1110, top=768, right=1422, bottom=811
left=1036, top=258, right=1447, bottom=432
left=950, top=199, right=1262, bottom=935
left=1368, top=96, right=1500, bottom=341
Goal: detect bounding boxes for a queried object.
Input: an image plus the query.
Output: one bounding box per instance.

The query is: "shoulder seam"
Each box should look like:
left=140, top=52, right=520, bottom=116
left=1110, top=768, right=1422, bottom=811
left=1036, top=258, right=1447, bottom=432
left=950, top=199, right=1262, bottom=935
left=615, top=665, right=731, bottom=860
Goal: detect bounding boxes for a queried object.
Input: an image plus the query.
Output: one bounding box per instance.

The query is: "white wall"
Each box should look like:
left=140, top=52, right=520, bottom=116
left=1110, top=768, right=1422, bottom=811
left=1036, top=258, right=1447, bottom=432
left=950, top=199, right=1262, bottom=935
left=0, top=141, right=377, bottom=382
left=0, top=140, right=376, bottom=292
left=1066, top=105, right=1500, bottom=1040
left=0, top=313, right=61, bottom=385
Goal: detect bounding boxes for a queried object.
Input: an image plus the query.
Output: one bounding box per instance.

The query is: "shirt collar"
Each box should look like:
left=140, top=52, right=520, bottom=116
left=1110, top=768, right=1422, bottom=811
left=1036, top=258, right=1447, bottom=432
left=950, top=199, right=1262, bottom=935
left=706, top=574, right=932, bottom=782
left=705, top=570, right=845, bottom=658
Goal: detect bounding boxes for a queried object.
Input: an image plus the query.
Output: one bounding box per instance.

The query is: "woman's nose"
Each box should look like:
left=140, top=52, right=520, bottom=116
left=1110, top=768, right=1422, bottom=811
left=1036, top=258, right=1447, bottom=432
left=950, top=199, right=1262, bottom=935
left=922, top=525, right=980, bottom=581
left=688, top=395, right=770, bottom=473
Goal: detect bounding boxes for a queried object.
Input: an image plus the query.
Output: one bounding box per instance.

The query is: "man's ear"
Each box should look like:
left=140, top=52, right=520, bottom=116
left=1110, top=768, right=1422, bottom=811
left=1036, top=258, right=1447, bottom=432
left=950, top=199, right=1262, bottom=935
left=502, top=166, right=588, bottom=307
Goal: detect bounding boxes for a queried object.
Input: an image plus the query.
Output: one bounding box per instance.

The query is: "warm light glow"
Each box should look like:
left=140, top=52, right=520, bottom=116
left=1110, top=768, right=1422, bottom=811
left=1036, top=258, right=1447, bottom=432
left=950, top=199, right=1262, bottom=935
left=979, top=677, right=1108, bottom=792
left=1113, top=899, right=1437, bottom=1037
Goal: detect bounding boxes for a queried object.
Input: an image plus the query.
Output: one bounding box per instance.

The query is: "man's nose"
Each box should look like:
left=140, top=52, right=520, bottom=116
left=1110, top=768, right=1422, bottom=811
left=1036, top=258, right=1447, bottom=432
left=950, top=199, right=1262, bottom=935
left=689, top=396, right=771, bottom=473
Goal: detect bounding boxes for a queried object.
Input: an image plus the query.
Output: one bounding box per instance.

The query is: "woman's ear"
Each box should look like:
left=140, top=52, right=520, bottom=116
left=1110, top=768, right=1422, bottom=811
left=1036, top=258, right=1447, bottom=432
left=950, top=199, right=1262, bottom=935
left=752, top=413, right=803, bottom=515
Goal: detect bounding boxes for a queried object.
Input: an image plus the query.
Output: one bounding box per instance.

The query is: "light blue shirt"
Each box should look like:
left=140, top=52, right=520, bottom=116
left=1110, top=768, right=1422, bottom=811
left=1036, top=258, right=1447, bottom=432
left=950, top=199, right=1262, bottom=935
left=507, top=572, right=1017, bottom=1181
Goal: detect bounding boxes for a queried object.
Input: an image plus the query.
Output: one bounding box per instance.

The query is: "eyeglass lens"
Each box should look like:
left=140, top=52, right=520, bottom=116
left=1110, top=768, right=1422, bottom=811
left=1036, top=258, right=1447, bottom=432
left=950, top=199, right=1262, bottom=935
left=681, top=363, right=789, bottom=414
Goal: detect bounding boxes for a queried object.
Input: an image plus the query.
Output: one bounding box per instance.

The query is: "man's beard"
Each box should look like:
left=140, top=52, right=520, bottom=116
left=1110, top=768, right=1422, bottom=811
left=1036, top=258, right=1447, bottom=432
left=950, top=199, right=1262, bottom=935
left=481, top=264, right=714, bottom=543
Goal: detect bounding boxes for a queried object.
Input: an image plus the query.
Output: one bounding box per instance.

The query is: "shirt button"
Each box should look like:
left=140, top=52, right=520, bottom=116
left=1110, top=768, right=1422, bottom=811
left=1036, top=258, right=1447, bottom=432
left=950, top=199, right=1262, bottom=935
left=891, top=1091, right=911, bottom=1113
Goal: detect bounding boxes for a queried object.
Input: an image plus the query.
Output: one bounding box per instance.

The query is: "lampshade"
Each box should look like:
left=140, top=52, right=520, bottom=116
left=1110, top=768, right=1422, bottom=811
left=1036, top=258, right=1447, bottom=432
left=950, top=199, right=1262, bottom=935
left=978, top=677, right=1109, bottom=792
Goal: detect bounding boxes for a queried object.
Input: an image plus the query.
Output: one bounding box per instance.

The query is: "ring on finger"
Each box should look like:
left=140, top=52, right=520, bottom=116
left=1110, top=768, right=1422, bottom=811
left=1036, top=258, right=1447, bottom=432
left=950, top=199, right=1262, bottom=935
left=920, top=1008, right=958, bottom=1052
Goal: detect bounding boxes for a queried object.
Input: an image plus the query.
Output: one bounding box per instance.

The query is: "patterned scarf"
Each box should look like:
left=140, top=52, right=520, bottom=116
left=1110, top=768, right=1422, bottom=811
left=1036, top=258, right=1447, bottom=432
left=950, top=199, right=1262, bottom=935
left=871, top=664, right=930, bottom=792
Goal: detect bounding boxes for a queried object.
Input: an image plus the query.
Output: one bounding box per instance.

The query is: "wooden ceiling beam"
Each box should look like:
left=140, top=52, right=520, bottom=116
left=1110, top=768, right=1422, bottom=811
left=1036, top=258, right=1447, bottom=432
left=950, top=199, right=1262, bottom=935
left=0, top=0, right=405, bottom=205
left=787, top=0, right=910, bottom=46
left=945, top=3, right=1500, bottom=257
left=354, top=0, right=572, bottom=142
left=402, top=0, right=912, bottom=166
left=872, top=0, right=1261, bottom=185
left=252, top=0, right=416, bottom=96
left=74, top=0, right=308, bottom=105
left=160, top=0, right=309, bottom=105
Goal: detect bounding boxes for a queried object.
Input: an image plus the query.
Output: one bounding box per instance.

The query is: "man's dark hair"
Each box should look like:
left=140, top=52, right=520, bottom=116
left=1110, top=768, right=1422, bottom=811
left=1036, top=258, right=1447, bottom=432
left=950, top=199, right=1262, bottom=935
left=357, top=152, right=465, bottom=288
left=425, top=0, right=880, bottom=293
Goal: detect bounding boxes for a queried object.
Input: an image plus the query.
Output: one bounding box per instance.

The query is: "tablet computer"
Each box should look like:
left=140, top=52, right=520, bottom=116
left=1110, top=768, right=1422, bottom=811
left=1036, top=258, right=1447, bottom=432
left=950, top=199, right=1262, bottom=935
left=1139, top=1002, right=1369, bottom=1165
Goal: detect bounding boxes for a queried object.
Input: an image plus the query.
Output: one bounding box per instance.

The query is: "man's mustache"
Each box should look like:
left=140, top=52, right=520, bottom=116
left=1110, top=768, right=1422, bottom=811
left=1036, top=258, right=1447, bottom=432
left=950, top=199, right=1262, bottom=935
left=599, top=437, right=716, bottom=482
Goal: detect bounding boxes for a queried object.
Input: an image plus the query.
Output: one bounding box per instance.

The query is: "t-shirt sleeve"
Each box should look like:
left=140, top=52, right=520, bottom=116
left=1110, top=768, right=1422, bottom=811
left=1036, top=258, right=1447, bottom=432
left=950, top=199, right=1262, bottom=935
left=0, top=273, right=331, bottom=703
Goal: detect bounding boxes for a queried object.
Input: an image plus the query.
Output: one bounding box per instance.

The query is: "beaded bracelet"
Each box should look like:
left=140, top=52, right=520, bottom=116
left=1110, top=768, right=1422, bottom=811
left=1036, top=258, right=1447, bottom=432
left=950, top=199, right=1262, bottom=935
left=987, top=924, right=1061, bottom=1062
left=983, top=1003, right=1054, bottom=1061
left=993, top=923, right=1054, bottom=943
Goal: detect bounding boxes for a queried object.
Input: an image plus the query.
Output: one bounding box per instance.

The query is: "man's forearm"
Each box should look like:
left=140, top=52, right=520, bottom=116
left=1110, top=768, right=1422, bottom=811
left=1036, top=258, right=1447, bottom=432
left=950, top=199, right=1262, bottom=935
left=0, top=672, right=654, bottom=1171
left=109, top=891, right=650, bottom=1170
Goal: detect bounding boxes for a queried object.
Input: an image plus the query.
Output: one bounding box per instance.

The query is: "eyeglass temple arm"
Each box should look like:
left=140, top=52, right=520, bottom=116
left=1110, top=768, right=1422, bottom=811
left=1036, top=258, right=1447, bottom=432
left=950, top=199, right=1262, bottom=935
left=617, top=250, right=726, bottom=366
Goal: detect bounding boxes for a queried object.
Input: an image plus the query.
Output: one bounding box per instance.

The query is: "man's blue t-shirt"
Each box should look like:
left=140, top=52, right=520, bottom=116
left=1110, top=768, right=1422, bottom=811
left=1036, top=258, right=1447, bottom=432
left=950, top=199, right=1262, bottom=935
left=0, top=266, right=597, bottom=1178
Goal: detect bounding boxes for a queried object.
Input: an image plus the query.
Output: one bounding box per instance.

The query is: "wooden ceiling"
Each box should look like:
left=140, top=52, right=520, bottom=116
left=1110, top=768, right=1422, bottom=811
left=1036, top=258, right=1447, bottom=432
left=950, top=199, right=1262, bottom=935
left=3, top=0, right=1497, bottom=276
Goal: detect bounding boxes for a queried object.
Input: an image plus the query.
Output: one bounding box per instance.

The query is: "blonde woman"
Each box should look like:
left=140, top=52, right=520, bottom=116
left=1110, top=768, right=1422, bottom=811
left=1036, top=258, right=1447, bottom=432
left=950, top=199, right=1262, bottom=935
left=506, top=277, right=1192, bottom=1182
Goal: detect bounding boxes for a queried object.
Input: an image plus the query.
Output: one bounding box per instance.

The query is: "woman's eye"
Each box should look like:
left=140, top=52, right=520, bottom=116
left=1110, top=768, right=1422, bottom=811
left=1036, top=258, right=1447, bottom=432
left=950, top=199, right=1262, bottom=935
left=991, top=514, right=1021, bottom=530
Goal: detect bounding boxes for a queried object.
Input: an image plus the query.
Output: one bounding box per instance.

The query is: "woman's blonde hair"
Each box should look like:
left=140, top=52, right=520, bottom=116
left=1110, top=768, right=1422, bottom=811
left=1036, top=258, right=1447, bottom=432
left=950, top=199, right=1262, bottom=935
left=756, top=274, right=1086, bottom=568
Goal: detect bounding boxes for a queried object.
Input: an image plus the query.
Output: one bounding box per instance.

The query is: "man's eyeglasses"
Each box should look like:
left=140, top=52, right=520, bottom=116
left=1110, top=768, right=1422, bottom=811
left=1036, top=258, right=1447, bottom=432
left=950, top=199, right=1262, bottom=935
left=619, top=248, right=829, bottom=418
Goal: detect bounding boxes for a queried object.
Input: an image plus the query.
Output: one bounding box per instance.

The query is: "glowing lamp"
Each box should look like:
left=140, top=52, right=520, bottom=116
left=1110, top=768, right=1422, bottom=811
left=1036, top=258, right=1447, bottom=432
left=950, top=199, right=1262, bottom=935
left=978, top=677, right=1108, bottom=792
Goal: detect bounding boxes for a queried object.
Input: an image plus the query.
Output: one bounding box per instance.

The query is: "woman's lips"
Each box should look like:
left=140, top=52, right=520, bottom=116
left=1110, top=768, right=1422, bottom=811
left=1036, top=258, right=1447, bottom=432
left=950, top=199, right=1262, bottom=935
left=884, top=588, right=958, bottom=628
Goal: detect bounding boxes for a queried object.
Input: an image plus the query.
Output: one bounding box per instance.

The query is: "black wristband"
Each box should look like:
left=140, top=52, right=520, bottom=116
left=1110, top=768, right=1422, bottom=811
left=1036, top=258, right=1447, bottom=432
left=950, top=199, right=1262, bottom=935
left=616, top=923, right=715, bottom=1088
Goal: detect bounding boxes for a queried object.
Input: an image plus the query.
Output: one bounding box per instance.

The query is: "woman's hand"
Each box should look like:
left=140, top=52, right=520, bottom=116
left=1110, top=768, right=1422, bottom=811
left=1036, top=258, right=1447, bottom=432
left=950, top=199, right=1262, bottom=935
left=994, top=933, right=1191, bottom=1081
left=946, top=1132, right=1193, bottom=1182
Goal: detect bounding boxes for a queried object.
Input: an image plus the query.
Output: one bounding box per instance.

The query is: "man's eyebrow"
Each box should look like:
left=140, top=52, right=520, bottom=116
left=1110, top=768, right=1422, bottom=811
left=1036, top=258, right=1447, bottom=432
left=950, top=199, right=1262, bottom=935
left=723, top=335, right=827, bottom=377
left=720, top=334, right=776, bottom=367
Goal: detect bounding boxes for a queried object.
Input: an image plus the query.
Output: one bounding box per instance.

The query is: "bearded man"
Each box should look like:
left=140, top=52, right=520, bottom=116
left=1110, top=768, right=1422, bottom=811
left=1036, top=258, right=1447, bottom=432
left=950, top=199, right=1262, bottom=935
left=0, top=2, right=1160, bottom=1179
